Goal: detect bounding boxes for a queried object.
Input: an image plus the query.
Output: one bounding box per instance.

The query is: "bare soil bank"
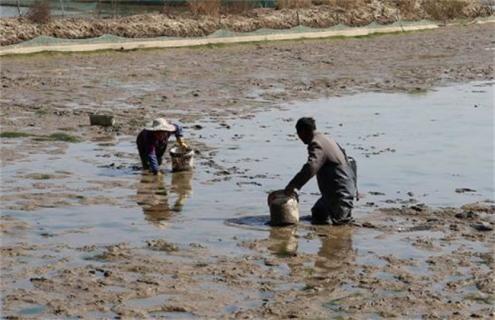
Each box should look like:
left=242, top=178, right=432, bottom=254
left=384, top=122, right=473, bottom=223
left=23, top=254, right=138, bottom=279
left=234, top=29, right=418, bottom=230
left=1, top=0, right=493, bottom=46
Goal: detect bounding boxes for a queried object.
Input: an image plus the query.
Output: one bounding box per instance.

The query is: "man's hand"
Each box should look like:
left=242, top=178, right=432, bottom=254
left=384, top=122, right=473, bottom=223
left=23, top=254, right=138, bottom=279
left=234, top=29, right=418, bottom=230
left=284, top=185, right=296, bottom=197
left=177, top=137, right=188, bottom=149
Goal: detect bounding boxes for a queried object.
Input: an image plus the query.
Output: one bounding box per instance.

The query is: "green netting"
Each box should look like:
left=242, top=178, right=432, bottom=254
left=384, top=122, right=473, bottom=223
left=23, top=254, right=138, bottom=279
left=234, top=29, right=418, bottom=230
left=6, top=19, right=441, bottom=49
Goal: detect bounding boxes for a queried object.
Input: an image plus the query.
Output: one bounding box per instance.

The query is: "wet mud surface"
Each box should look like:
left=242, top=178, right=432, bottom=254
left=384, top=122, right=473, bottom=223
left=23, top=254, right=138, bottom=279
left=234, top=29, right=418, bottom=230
left=1, top=25, right=494, bottom=318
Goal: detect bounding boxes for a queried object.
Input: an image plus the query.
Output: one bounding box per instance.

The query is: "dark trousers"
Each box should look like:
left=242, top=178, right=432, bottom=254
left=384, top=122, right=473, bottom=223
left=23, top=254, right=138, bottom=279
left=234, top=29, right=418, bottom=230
left=137, top=144, right=167, bottom=170
left=311, top=197, right=353, bottom=225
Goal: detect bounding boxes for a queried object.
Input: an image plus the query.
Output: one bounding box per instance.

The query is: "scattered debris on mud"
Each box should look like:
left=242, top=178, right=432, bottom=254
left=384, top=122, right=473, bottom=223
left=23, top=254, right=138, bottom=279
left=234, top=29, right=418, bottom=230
left=1, top=202, right=493, bottom=318
left=1, top=22, right=494, bottom=319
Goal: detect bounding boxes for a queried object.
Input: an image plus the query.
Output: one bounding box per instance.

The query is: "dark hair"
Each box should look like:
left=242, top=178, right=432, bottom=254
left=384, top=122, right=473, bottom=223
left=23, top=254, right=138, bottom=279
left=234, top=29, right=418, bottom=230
left=295, top=117, right=316, bottom=132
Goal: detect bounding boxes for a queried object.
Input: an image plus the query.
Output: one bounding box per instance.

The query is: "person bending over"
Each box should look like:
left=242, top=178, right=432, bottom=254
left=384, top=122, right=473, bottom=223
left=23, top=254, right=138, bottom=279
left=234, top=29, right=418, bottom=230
left=285, top=117, right=356, bottom=225
left=136, top=117, right=187, bottom=175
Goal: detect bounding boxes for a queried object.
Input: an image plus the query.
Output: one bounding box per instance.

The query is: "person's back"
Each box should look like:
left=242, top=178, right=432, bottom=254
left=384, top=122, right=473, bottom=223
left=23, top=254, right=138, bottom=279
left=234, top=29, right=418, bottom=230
left=136, top=118, right=186, bottom=174
left=311, top=132, right=355, bottom=217
left=285, top=118, right=356, bottom=225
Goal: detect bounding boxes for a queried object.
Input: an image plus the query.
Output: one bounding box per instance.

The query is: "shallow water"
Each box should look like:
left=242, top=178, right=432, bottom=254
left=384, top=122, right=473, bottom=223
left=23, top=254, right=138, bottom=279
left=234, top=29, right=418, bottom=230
left=2, top=82, right=493, bottom=248
left=214, top=81, right=494, bottom=207
left=1, top=82, right=494, bottom=317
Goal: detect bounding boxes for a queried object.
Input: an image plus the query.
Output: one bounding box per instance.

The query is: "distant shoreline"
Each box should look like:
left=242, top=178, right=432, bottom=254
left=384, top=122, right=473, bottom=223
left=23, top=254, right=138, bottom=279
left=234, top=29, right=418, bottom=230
left=1, top=1, right=493, bottom=47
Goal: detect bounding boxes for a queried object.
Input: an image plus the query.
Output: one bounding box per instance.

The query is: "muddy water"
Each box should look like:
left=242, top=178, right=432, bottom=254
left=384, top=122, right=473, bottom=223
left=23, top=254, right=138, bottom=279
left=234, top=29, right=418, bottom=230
left=2, top=81, right=493, bottom=248
left=1, top=82, right=494, bottom=318
left=214, top=81, right=494, bottom=208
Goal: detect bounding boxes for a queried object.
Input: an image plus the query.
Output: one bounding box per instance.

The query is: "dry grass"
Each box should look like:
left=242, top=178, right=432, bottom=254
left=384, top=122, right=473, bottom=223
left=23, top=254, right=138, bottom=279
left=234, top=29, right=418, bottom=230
left=423, top=0, right=467, bottom=21
left=396, top=0, right=417, bottom=13
left=26, top=0, right=51, bottom=24
left=276, top=0, right=313, bottom=9
left=222, top=0, right=258, bottom=14
left=486, top=0, right=495, bottom=15
left=393, top=0, right=420, bottom=19
left=329, top=0, right=367, bottom=9
left=310, top=0, right=328, bottom=5
left=187, top=0, right=221, bottom=16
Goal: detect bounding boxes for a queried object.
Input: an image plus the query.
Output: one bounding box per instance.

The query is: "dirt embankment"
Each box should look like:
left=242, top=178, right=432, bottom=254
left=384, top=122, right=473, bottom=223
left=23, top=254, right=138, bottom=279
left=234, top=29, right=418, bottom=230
left=1, top=0, right=492, bottom=46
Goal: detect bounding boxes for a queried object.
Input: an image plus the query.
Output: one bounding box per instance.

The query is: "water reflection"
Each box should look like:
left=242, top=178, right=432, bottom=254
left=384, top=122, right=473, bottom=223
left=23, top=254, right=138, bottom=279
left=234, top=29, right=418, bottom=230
left=314, top=226, right=354, bottom=272
left=268, top=226, right=298, bottom=257
left=136, top=172, right=193, bottom=226
left=267, top=225, right=355, bottom=270
left=170, top=171, right=193, bottom=212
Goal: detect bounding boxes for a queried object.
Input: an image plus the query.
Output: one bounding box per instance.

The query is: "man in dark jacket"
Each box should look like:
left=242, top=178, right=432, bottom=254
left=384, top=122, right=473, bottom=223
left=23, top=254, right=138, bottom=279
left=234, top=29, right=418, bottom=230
left=136, top=118, right=187, bottom=175
left=285, top=117, right=356, bottom=225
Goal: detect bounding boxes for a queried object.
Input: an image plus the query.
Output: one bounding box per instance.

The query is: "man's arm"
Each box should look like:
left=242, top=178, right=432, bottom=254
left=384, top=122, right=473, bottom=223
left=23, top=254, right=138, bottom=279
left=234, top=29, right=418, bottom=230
left=174, top=124, right=184, bottom=138
left=286, top=141, right=326, bottom=191
left=174, top=124, right=188, bottom=148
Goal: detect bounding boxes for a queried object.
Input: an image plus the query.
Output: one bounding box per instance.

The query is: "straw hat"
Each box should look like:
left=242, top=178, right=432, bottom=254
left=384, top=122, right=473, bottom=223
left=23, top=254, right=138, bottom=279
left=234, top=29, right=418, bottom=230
left=145, top=118, right=176, bottom=132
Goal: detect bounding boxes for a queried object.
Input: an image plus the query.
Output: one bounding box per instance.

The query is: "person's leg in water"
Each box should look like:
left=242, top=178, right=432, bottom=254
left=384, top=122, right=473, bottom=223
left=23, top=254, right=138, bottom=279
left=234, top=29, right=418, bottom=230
left=329, top=202, right=353, bottom=225
left=156, top=143, right=167, bottom=167
left=312, top=197, right=354, bottom=225
left=138, top=145, right=150, bottom=170
left=311, top=197, right=331, bottom=225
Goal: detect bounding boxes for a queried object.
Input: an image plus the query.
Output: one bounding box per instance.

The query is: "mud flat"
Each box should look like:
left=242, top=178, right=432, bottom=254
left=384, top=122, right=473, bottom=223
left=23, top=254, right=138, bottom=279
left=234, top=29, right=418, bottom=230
left=1, top=23, right=494, bottom=318
left=0, top=23, right=493, bottom=137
